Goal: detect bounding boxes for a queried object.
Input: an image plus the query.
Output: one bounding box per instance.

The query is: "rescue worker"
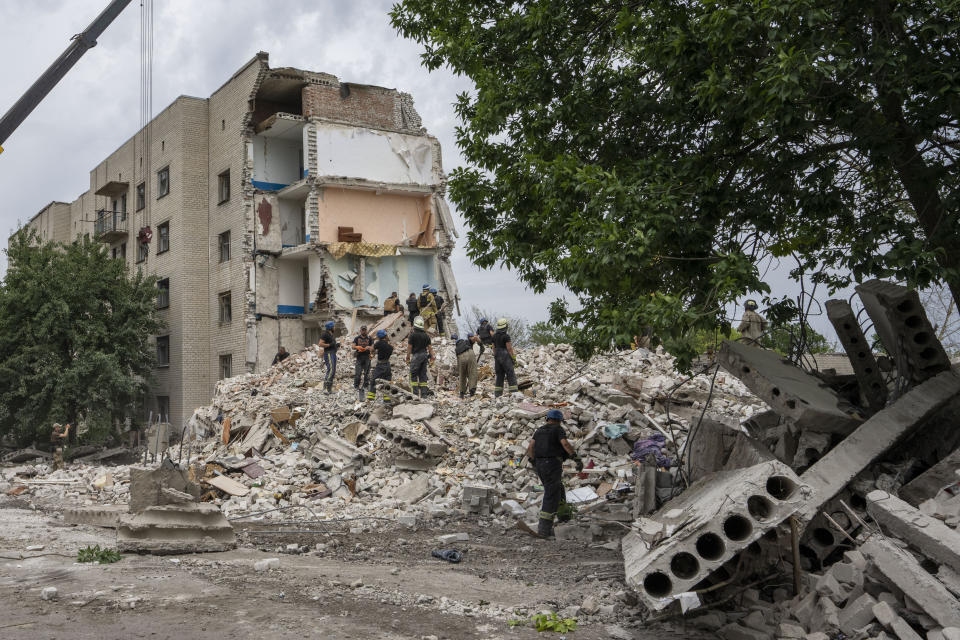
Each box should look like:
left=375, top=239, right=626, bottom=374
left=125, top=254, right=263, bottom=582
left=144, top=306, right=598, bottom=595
left=431, top=288, right=445, bottom=333
left=526, top=409, right=583, bottom=538
left=271, top=346, right=289, bottom=366
left=406, top=316, right=435, bottom=397
left=493, top=317, right=518, bottom=397
left=50, top=423, right=70, bottom=470
left=353, top=325, right=374, bottom=401
left=317, top=320, right=338, bottom=393
left=406, top=293, right=419, bottom=324
left=476, top=317, right=494, bottom=363
left=737, top=299, right=768, bottom=345
left=419, top=285, right=438, bottom=332
left=383, top=292, right=402, bottom=316
left=367, top=329, right=394, bottom=403
left=454, top=332, right=480, bottom=398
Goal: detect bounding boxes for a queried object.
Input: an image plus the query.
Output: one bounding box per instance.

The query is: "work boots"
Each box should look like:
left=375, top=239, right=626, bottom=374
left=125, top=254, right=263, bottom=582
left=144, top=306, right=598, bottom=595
left=537, top=518, right=555, bottom=539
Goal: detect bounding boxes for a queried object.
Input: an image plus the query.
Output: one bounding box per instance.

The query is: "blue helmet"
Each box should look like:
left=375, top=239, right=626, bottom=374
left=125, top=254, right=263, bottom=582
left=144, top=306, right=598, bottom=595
left=430, top=288, right=437, bottom=294
left=376, top=329, right=386, bottom=338
left=479, top=318, right=488, bottom=324
left=325, top=321, right=335, bottom=329
left=467, top=332, right=475, bottom=338
left=450, top=333, right=459, bottom=341
left=422, top=283, right=430, bottom=289
left=546, top=409, right=564, bottom=422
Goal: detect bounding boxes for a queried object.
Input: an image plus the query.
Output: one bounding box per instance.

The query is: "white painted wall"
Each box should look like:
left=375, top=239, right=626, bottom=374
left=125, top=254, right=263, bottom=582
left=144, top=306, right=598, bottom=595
left=279, top=199, right=305, bottom=246
left=252, top=135, right=303, bottom=186
left=277, top=259, right=305, bottom=310
left=315, top=124, right=434, bottom=185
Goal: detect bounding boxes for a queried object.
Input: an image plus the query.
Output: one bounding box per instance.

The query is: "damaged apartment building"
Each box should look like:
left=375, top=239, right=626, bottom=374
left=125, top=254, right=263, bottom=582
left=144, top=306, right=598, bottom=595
left=15, top=52, right=460, bottom=427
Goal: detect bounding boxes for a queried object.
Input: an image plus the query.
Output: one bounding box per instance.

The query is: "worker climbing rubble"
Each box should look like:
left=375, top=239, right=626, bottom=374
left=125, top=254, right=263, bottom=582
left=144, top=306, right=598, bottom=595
left=476, top=317, right=494, bottom=363
left=736, top=298, right=767, bottom=345
left=317, top=320, right=338, bottom=394
left=406, top=316, right=435, bottom=397
left=367, top=329, right=393, bottom=403
left=526, top=409, right=582, bottom=538
left=352, top=325, right=374, bottom=402
left=453, top=332, right=480, bottom=398
left=493, top=317, right=518, bottom=397
left=419, top=284, right=438, bottom=332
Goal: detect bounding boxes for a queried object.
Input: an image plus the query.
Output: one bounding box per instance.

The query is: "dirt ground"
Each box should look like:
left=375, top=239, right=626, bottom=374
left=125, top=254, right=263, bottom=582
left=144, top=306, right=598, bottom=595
left=0, top=498, right=706, bottom=639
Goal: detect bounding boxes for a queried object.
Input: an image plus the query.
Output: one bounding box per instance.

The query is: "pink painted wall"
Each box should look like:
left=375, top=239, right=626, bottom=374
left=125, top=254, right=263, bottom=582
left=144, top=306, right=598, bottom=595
left=315, top=188, right=435, bottom=247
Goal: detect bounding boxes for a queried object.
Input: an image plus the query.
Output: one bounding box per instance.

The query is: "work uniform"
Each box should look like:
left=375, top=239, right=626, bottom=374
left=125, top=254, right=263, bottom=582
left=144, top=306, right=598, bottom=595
left=320, top=329, right=338, bottom=392
left=532, top=421, right=569, bottom=536
left=353, top=334, right=373, bottom=394
left=419, top=292, right=437, bottom=331
left=407, top=295, right=419, bottom=324
left=368, top=339, right=394, bottom=402
left=408, top=328, right=432, bottom=397
left=476, top=322, right=494, bottom=363
left=493, top=328, right=518, bottom=397
left=434, top=294, right=445, bottom=333
left=383, top=295, right=398, bottom=316
left=455, top=338, right=478, bottom=397
left=737, top=309, right=767, bottom=344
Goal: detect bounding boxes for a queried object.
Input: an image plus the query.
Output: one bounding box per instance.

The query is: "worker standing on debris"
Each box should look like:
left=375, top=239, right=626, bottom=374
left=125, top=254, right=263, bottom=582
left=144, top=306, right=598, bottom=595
left=50, top=423, right=70, bottom=470
left=271, top=346, right=289, bottom=366
left=454, top=333, right=480, bottom=398
left=737, top=299, right=768, bottom=345
left=493, top=318, right=519, bottom=397
left=406, top=292, right=419, bottom=324
left=353, top=325, right=374, bottom=401
left=318, top=320, right=339, bottom=394
left=406, top=316, right=435, bottom=397
left=383, top=292, right=402, bottom=316
left=432, top=288, right=445, bottom=334
left=419, top=285, right=438, bottom=332
left=526, top=409, right=582, bottom=538
left=476, top=317, right=494, bottom=363
left=368, top=329, right=394, bottom=402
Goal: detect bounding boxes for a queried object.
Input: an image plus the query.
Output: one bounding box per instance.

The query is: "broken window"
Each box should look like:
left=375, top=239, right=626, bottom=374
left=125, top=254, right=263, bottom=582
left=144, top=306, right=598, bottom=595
left=137, top=240, right=148, bottom=263
left=156, top=396, right=169, bottom=422
left=156, top=335, right=170, bottom=366
left=219, top=354, right=232, bottom=379
left=218, top=169, right=230, bottom=203
left=218, top=230, right=231, bottom=262
left=157, top=166, right=170, bottom=199
left=218, top=291, right=232, bottom=323
left=157, top=222, right=169, bottom=254
left=136, top=182, right=145, bottom=210
left=156, top=278, right=169, bottom=309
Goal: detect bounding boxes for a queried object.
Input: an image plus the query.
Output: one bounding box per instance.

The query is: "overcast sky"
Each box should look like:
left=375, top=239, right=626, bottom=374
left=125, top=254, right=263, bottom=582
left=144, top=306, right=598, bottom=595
left=0, top=0, right=851, bottom=340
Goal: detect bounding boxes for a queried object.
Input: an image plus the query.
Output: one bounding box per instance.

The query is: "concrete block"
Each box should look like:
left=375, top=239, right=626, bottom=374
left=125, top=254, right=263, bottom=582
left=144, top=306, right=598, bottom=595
left=718, top=623, right=774, bottom=640
left=816, top=572, right=847, bottom=603
left=61, top=504, right=128, bottom=528
left=41, top=586, right=58, bottom=600
left=796, top=370, right=960, bottom=523
left=686, top=417, right=740, bottom=482
left=461, top=483, right=498, bottom=514
left=255, top=558, right=280, bottom=571
left=437, top=533, right=469, bottom=544
left=117, top=503, right=236, bottom=554
left=900, top=448, right=960, bottom=507
left=377, top=418, right=446, bottom=457
left=867, top=490, right=960, bottom=573
left=856, top=280, right=951, bottom=385
left=805, top=633, right=829, bottom=640
left=942, top=628, right=960, bottom=640
left=128, top=465, right=201, bottom=513
left=719, top=340, right=859, bottom=434
left=394, top=474, right=432, bottom=504
left=623, top=460, right=809, bottom=610
left=831, top=561, right=865, bottom=586
left=839, top=593, right=877, bottom=635
left=861, top=536, right=960, bottom=628
left=826, top=299, right=888, bottom=413
left=392, top=403, right=435, bottom=421
left=777, top=622, right=807, bottom=638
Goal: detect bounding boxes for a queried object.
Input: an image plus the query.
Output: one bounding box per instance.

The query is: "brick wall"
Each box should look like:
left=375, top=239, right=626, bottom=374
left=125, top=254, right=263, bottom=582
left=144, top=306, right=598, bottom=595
left=302, top=83, right=398, bottom=131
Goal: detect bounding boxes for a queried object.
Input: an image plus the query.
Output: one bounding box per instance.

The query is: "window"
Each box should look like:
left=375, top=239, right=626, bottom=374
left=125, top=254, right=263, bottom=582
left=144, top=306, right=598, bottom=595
left=136, top=182, right=145, bottom=210
left=157, top=166, right=169, bottom=198
left=156, top=396, right=169, bottom=422
left=112, top=246, right=120, bottom=260
left=137, top=241, right=148, bottom=263
left=120, top=242, right=126, bottom=260
left=156, top=278, right=169, bottom=309
left=305, top=327, right=321, bottom=346
left=219, top=354, right=232, bottom=380
left=218, top=169, right=230, bottom=203
left=218, top=230, right=231, bottom=263
left=156, top=336, right=170, bottom=366
left=157, top=221, right=169, bottom=254
left=218, top=291, right=232, bottom=322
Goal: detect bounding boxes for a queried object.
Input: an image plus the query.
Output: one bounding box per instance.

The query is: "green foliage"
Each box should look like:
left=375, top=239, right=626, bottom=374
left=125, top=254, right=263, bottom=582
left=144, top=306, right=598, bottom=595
left=529, top=320, right=579, bottom=346
left=530, top=613, right=578, bottom=633
left=392, top=0, right=960, bottom=370
left=556, top=501, right=577, bottom=521
left=0, top=230, right=164, bottom=446
left=461, top=305, right=531, bottom=347
left=77, top=545, right=122, bottom=564
left=761, top=323, right=835, bottom=358
left=690, top=327, right=741, bottom=355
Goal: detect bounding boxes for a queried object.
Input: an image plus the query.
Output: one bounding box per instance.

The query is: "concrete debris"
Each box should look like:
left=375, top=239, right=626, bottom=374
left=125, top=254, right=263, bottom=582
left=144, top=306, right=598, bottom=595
left=867, top=490, right=960, bottom=573
left=117, top=502, right=237, bottom=554
left=41, top=586, right=58, bottom=601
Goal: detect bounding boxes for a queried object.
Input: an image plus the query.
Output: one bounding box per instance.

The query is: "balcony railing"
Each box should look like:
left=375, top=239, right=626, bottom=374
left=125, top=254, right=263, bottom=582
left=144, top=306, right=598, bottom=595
left=94, top=209, right=128, bottom=240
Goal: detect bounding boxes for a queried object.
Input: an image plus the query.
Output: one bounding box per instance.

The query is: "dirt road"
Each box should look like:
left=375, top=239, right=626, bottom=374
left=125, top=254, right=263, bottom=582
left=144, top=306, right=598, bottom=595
left=0, top=500, right=703, bottom=639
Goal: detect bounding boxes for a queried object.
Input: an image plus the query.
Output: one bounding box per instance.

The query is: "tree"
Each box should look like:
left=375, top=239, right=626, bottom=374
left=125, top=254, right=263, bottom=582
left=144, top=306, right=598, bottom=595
left=760, top=323, right=835, bottom=359
left=0, top=231, right=164, bottom=446
left=920, top=284, right=960, bottom=356
left=391, top=1, right=960, bottom=370
left=460, top=305, right=531, bottom=347
left=529, top=320, right=579, bottom=346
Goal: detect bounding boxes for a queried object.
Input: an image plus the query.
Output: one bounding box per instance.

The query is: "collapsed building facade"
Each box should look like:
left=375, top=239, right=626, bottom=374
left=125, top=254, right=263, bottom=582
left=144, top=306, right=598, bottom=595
left=14, top=52, right=459, bottom=427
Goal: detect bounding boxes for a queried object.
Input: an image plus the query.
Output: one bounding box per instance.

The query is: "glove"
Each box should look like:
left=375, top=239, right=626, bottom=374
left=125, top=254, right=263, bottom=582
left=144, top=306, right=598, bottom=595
left=574, top=457, right=584, bottom=472
left=511, top=355, right=517, bottom=364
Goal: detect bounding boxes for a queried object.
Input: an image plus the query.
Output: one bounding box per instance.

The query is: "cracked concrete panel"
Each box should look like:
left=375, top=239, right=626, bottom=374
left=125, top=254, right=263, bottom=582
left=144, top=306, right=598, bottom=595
left=314, top=124, right=435, bottom=185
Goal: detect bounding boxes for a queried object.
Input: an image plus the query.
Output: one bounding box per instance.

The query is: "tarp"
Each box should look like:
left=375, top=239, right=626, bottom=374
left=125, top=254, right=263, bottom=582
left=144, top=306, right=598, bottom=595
left=325, top=241, right=397, bottom=260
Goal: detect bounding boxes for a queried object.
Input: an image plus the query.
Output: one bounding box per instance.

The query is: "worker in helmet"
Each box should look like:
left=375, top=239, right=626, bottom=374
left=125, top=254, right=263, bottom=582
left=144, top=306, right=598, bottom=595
left=50, top=422, right=71, bottom=470
left=367, top=329, right=394, bottom=403
left=526, top=409, right=583, bottom=538
left=406, top=316, right=435, bottom=397
left=317, top=320, right=339, bottom=393
left=352, top=325, right=374, bottom=401
left=476, top=317, right=494, bottom=363
left=453, top=332, right=480, bottom=398
left=431, top=288, right=446, bottom=334
left=493, top=317, right=518, bottom=397
left=737, top=299, right=768, bottom=345
left=419, top=285, right=437, bottom=332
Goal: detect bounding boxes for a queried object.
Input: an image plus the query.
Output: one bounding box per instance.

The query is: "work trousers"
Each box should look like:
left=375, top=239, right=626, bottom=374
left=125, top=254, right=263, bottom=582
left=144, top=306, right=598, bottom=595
left=409, top=351, right=430, bottom=396
left=436, top=313, right=445, bottom=333
left=494, top=350, right=518, bottom=397
left=323, top=351, right=337, bottom=391
left=354, top=357, right=370, bottom=390
left=367, top=361, right=393, bottom=401
left=422, top=311, right=437, bottom=332
left=535, top=457, right=565, bottom=523
left=408, top=309, right=418, bottom=324
left=457, top=349, right=478, bottom=396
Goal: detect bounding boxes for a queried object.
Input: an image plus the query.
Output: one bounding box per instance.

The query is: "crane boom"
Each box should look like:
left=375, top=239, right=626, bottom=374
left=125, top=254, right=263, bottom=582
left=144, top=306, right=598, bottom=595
left=0, top=0, right=134, bottom=154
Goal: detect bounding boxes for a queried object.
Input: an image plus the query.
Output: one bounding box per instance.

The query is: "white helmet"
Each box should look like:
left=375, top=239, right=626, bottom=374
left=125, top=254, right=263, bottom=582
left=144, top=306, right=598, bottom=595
left=413, top=316, right=425, bottom=329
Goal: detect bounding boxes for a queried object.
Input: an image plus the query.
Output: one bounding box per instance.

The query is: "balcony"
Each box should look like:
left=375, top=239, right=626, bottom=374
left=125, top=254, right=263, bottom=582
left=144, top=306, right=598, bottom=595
left=94, top=209, right=128, bottom=242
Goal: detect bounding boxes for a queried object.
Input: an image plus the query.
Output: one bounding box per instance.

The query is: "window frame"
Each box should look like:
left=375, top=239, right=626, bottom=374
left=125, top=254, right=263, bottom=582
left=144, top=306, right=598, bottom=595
left=137, top=240, right=149, bottom=264
left=156, top=278, right=170, bottom=309
left=218, top=291, right=232, bottom=323
left=218, top=169, right=231, bottom=204
left=156, top=335, right=170, bottom=367
left=157, top=221, right=170, bottom=255
left=157, top=166, right=170, bottom=199
left=136, top=182, right=146, bottom=211
left=219, top=353, right=233, bottom=380
left=156, top=395, right=170, bottom=422
left=218, top=230, right=231, bottom=263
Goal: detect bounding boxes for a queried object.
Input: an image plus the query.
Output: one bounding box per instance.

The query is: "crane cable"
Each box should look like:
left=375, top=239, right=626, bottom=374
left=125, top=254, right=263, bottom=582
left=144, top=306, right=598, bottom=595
left=139, top=0, right=153, bottom=230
